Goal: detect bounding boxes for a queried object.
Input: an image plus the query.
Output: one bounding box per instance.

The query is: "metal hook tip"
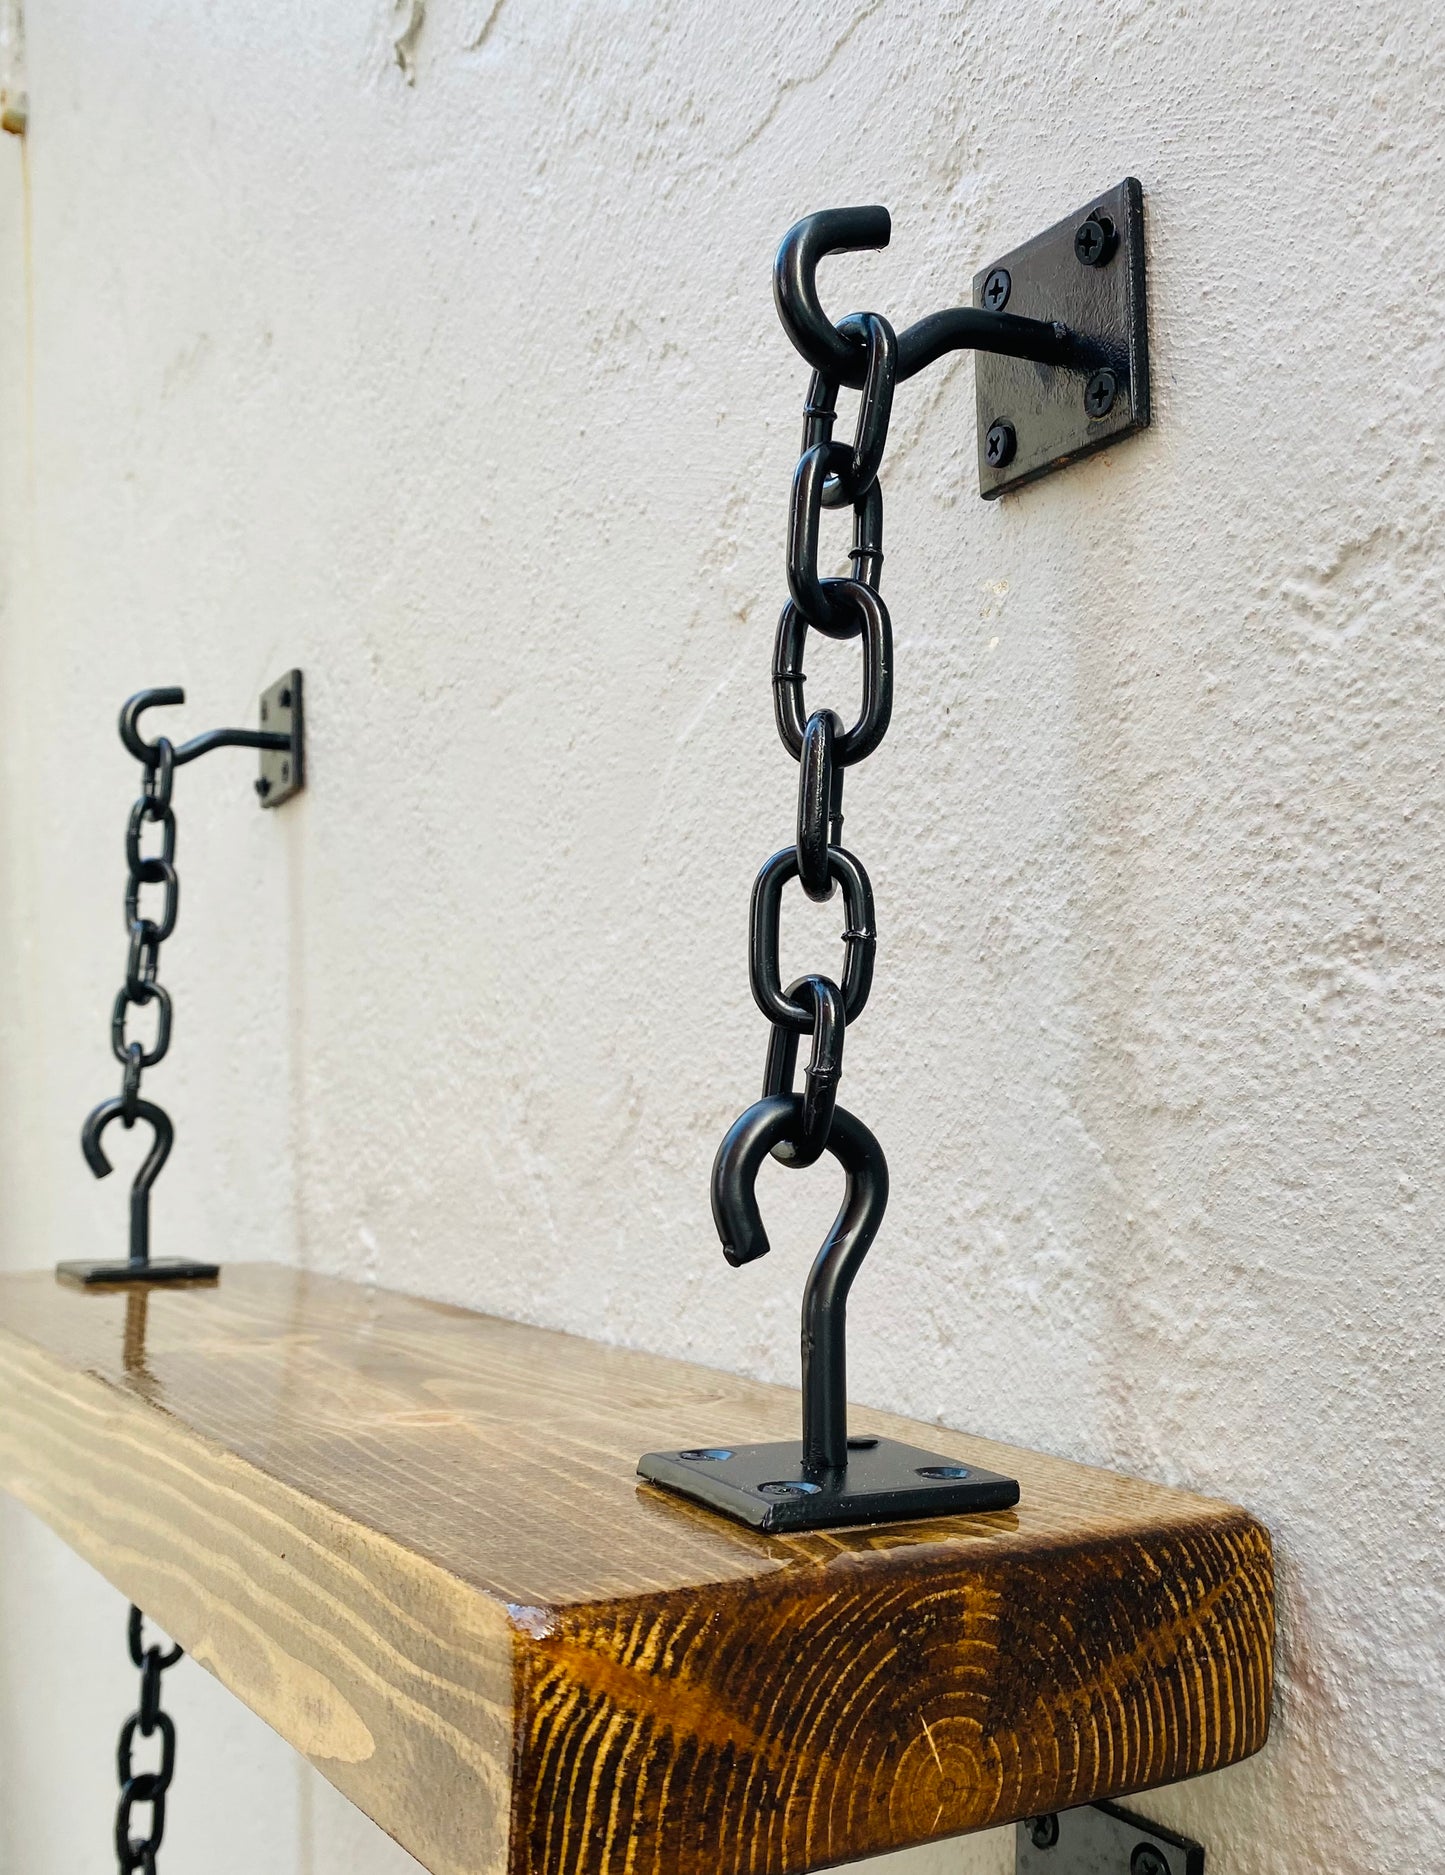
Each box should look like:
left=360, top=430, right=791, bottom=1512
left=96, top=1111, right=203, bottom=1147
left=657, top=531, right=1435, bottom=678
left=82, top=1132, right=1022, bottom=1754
left=80, top=1101, right=117, bottom=1178
left=118, top=688, right=186, bottom=764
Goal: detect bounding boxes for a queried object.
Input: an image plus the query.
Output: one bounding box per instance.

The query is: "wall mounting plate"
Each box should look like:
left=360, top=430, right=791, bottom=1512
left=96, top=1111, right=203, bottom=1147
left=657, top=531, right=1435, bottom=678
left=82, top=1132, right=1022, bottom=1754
left=257, top=669, right=303, bottom=808
left=1017, top=1801, right=1203, bottom=1875
left=638, top=1436, right=1019, bottom=1532
left=975, top=178, right=1149, bottom=498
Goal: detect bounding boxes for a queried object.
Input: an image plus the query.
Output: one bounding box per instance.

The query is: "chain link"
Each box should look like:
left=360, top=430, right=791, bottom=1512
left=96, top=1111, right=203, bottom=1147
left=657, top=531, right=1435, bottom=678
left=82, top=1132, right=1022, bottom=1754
left=721, top=302, right=899, bottom=1175
left=115, top=1607, right=182, bottom=1874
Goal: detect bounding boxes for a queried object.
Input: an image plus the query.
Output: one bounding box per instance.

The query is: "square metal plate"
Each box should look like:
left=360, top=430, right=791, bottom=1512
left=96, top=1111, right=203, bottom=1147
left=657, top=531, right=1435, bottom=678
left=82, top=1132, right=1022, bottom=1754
left=638, top=1436, right=1020, bottom=1532
left=1017, top=1801, right=1204, bottom=1875
left=974, top=177, right=1149, bottom=497
left=56, top=1257, right=220, bottom=1288
left=257, top=669, right=304, bottom=808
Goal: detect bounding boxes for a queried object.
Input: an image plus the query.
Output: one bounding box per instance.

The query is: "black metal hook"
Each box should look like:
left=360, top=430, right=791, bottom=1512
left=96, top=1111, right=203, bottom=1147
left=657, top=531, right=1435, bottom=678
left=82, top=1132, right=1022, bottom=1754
left=773, top=205, right=1102, bottom=387
left=711, top=1094, right=889, bottom=1472
left=80, top=1096, right=174, bottom=1267
left=119, top=687, right=289, bottom=770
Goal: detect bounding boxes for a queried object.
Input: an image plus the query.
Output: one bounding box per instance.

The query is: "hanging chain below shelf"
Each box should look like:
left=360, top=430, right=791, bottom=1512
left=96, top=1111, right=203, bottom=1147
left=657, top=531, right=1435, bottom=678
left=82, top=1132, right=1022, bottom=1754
left=114, top=1607, right=183, bottom=1875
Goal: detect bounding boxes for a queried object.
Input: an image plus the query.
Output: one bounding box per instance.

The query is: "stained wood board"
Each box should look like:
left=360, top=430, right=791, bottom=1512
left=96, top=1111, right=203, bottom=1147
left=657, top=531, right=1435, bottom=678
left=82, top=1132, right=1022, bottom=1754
left=0, top=1265, right=1273, bottom=1875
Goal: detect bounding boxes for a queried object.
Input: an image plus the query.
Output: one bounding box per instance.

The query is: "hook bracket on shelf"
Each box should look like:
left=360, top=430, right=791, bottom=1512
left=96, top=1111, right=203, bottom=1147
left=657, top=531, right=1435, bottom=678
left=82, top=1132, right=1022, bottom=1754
left=59, top=670, right=304, bottom=1290
left=638, top=1097, right=1019, bottom=1532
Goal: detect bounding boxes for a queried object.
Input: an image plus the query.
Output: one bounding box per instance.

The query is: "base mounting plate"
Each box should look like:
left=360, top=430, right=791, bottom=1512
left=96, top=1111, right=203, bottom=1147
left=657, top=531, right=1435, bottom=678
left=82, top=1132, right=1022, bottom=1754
left=1017, top=1800, right=1204, bottom=1875
left=974, top=177, right=1149, bottom=498
left=638, top=1435, right=1019, bottom=1532
left=56, top=1258, right=220, bottom=1289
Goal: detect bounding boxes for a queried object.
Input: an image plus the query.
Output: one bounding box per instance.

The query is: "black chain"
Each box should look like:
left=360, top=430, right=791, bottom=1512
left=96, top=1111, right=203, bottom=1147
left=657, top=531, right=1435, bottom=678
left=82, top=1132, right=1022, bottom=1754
left=114, top=735, right=178, bottom=1126
left=722, top=311, right=897, bottom=1173
left=101, top=746, right=186, bottom=1866
left=114, top=1607, right=182, bottom=1874
left=78, top=734, right=183, bottom=1264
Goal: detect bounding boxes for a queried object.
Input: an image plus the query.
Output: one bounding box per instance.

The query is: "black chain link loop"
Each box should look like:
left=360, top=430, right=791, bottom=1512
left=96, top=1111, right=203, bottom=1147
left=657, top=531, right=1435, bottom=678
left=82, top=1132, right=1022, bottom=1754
left=111, top=982, right=173, bottom=1070
left=141, top=736, right=175, bottom=813
left=800, top=311, right=897, bottom=509
left=125, top=797, right=177, bottom=875
left=115, top=1608, right=182, bottom=1873
left=119, top=1043, right=144, bottom=1126
left=772, top=582, right=893, bottom=766
left=761, top=975, right=846, bottom=1168
left=124, top=919, right=162, bottom=1000
left=750, top=845, right=876, bottom=1032
left=796, top=708, right=843, bottom=901
left=123, top=861, right=180, bottom=944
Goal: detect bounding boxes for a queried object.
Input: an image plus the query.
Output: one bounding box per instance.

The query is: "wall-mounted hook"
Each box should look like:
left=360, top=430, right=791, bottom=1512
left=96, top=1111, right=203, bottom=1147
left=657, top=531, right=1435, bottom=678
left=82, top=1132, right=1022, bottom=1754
left=773, top=179, right=1150, bottom=497
left=773, top=205, right=1100, bottom=386
left=118, top=670, right=304, bottom=806
left=639, top=1094, right=1020, bottom=1530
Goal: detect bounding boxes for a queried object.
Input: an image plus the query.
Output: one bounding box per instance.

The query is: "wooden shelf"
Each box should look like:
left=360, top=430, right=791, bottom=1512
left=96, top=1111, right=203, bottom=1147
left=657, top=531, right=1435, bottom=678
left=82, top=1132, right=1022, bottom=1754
left=0, top=1266, right=1272, bottom=1875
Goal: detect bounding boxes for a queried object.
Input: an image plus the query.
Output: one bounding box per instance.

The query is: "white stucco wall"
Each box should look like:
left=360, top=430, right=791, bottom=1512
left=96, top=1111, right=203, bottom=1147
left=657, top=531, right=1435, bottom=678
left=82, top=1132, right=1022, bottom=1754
left=1, top=2, right=1441, bottom=1870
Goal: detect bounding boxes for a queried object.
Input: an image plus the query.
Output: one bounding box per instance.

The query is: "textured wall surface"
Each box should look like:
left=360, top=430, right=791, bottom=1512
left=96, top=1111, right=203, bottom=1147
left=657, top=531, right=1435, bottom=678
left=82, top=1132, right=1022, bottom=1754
left=1, top=2, right=1441, bottom=1871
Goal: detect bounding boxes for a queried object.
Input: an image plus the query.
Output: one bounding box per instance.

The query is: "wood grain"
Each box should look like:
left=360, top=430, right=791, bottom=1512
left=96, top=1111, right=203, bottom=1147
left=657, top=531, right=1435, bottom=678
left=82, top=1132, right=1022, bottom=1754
left=0, top=1266, right=1272, bottom=1875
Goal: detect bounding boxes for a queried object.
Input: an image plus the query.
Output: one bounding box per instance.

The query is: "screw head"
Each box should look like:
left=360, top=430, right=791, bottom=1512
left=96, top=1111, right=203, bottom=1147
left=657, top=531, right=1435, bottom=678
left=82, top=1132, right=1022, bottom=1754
left=1131, top=1849, right=1170, bottom=1875
left=254, top=777, right=272, bottom=798
left=982, top=266, right=1011, bottom=310
left=758, top=1480, right=821, bottom=1498
left=278, top=687, right=292, bottom=708
left=1028, top=1815, right=1060, bottom=1850
left=985, top=419, right=1017, bottom=468
left=1074, top=213, right=1116, bottom=266
left=916, top=1465, right=970, bottom=1479
left=678, top=1448, right=733, bottom=1462
left=1085, top=368, right=1118, bottom=418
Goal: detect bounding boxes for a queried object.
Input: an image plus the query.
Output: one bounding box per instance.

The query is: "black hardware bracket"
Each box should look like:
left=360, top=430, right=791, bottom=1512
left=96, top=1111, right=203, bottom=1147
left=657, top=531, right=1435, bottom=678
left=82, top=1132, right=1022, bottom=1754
left=975, top=178, right=1149, bottom=497
left=639, top=1096, right=1021, bottom=1530
left=58, top=670, right=305, bottom=1290
left=639, top=1436, right=1019, bottom=1534
left=256, top=669, right=304, bottom=807
left=1017, top=1801, right=1204, bottom=1875
left=644, top=185, right=1147, bottom=1533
